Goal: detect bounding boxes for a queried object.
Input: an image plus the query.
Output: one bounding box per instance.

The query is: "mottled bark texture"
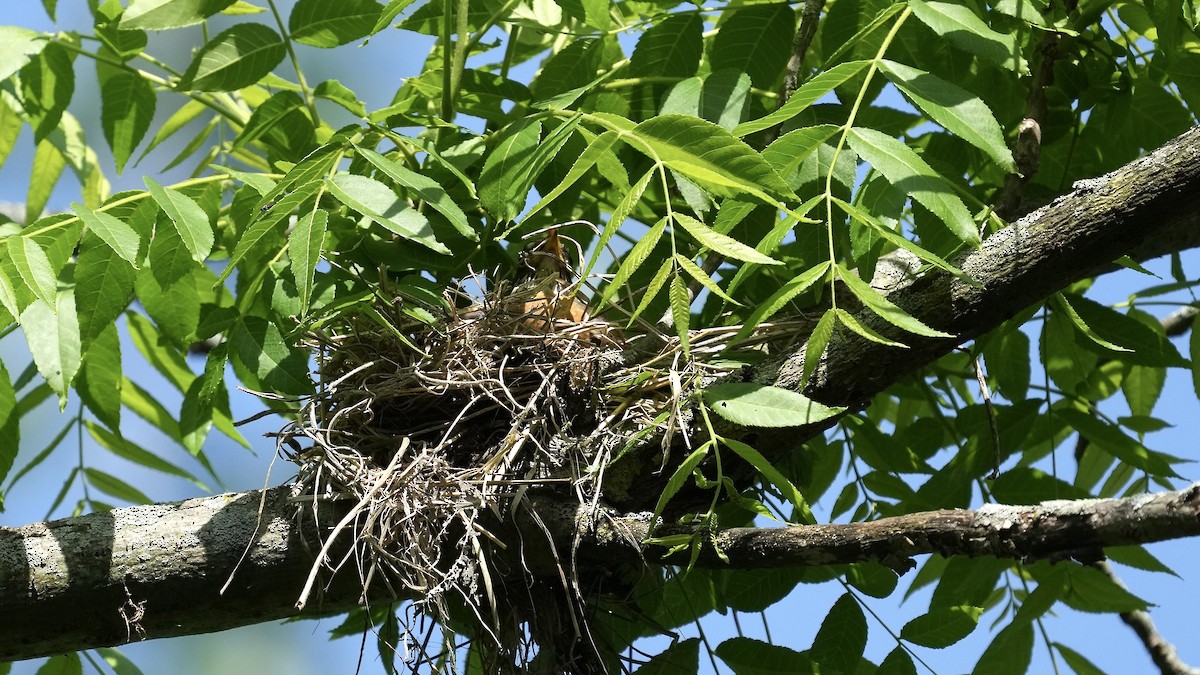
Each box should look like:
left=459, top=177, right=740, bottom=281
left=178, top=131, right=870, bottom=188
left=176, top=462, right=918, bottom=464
left=2, top=126, right=1200, bottom=660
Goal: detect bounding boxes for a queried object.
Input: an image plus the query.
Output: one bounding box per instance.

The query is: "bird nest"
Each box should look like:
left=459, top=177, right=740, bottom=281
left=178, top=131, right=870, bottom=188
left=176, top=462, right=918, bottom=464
left=277, top=271, right=802, bottom=671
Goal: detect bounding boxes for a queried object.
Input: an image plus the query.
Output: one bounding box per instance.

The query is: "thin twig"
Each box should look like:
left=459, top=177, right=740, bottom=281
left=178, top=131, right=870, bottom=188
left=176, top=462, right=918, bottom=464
left=1090, top=560, right=1200, bottom=675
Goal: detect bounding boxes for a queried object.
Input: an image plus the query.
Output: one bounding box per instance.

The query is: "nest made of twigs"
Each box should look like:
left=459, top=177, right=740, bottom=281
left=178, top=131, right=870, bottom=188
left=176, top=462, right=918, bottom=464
left=278, top=272, right=806, bottom=672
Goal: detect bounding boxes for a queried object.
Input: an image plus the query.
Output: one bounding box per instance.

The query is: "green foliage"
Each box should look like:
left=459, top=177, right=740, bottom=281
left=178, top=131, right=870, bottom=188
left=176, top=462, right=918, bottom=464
left=0, top=0, right=1198, bottom=672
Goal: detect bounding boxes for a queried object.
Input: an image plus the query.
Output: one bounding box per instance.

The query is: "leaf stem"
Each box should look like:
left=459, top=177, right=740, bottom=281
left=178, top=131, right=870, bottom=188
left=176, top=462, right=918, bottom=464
left=265, top=0, right=321, bottom=128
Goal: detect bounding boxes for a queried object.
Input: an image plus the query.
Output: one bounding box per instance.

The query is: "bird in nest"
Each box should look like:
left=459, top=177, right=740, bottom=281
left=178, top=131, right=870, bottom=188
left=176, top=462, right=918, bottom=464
left=514, top=228, right=621, bottom=345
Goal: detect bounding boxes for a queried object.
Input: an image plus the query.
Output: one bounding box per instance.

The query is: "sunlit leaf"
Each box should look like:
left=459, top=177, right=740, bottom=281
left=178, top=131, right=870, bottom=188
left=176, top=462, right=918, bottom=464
left=328, top=173, right=447, bottom=254
left=674, top=214, right=782, bottom=265
left=179, top=23, right=286, bottom=92
left=354, top=145, right=474, bottom=240
left=0, top=360, right=17, bottom=485
left=289, top=0, right=383, bottom=47
left=120, top=0, right=238, bottom=29
left=0, top=26, right=47, bottom=84
left=288, top=208, right=327, bottom=311
left=99, top=66, right=155, bottom=173
left=734, top=61, right=871, bottom=137
left=705, top=382, right=845, bottom=427
left=71, top=202, right=142, bottom=266
left=145, top=177, right=213, bottom=262
left=837, top=265, right=954, bottom=338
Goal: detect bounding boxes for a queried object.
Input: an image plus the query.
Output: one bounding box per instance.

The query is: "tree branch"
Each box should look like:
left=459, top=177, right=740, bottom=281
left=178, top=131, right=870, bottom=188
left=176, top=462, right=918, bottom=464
left=1091, top=560, right=1200, bottom=675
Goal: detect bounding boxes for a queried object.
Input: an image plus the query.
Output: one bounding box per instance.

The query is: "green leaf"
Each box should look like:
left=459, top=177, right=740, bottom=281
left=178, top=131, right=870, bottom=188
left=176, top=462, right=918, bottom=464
left=289, top=0, right=383, bottom=47
left=582, top=167, right=653, bottom=286
left=704, top=382, right=845, bottom=427
left=71, top=202, right=142, bottom=266
left=34, top=653, right=81, bottom=675
left=674, top=254, right=738, bottom=305
left=327, top=173, right=447, bottom=254
left=1058, top=408, right=1183, bottom=477
left=21, top=42, right=75, bottom=142
left=26, top=138, right=66, bottom=223
left=7, top=235, right=59, bottom=308
left=802, top=308, right=837, bottom=385
left=1122, top=363, right=1164, bottom=419
left=0, top=360, right=17, bottom=485
left=22, top=294, right=81, bottom=410
left=1055, top=644, right=1106, bottom=675
left=908, top=0, right=1024, bottom=72
left=761, top=125, right=841, bottom=179
left=708, top=3, right=795, bottom=88
left=120, top=0, right=238, bottom=29
left=879, top=647, right=917, bottom=675
left=354, top=146, right=474, bottom=240
left=478, top=119, right=542, bottom=222
left=629, top=115, right=796, bottom=203
left=721, top=437, right=812, bottom=519
left=521, top=130, right=620, bottom=223
left=313, top=79, right=366, bottom=117
left=673, top=214, right=782, bottom=265
left=734, top=61, right=871, bottom=137
left=97, top=648, right=148, bottom=675
left=78, top=323, right=122, bottom=430
left=1061, top=564, right=1150, bottom=613
left=669, top=273, right=691, bottom=352
left=716, top=637, right=815, bottom=674
left=901, top=606, right=982, bottom=648
left=145, top=177, right=214, bottom=262
left=87, top=421, right=202, bottom=486
left=229, top=317, right=312, bottom=396
left=0, top=26, right=47, bottom=84
left=99, top=68, right=156, bottom=173
left=1192, top=313, right=1200, bottom=399
left=810, top=593, right=867, bottom=675
left=732, top=261, right=829, bottom=343
left=636, top=638, right=700, bottom=675
left=652, top=444, right=710, bottom=523
left=600, top=215, right=666, bottom=306
left=179, top=23, right=286, bottom=92
left=630, top=261, right=673, bottom=324
left=223, top=179, right=324, bottom=281
left=371, top=0, right=420, bottom=35
left=1056, top=294, right=1188, bottom=367
left=1106, top=545, right=1178, bottom=577
left=629, top=14, right=703, bottom=78
left=0, top=95, right=23, bottom=170
left=971, top=623, right=1033, bottom=675
left=835, top=196, right=973, bottom=282
left=847, top=127, right=979, bottom=246
left=180, top=343, right=228, bottom=454
left=837, top=265, right=954, bottom=338
left=288, top=208, right=327, bottom=312
left=85, top=467, right=152, bottom=504
left=74, top=235, right=137, bottom=355
left=879, top=60, right=1015, bottom=172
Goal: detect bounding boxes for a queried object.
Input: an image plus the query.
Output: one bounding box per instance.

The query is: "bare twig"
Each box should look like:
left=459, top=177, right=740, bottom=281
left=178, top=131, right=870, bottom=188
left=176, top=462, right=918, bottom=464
left=1090, top=560, right=1200, bottom=675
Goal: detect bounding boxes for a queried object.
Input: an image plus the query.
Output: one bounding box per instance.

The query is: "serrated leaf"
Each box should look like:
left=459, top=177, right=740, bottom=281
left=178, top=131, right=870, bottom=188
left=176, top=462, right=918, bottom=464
left=26, top=138, right=66, bottom=222
left=847, top=127, right=979, bottom=246
left=601, top=215, right=666, bottom=306
left=75, top=236, right=137, bottom=355
left=669, top=273, right=691, bottom=352
left=0, top=26, right=47, bottom=83
left=120, top=0, right=238, bottom=29
left=1055, top=643, right=1106, bottom=675
left=71, top=202, right=141, bottom=266
left=289, top=0, right=382, bottom=47
left=314, top=79, right=366, bottom=117
left=371, top=0, right=420, bottom=34
left=179, top=23, right=285, bottom=92
left=629, top=115, right=796, bottom=203
left=328, top=173, right=447, bottom=254
left=837, top=266, right=952, bottom=338
left=222, top=179, right=324, bottom=281
left=810, top=594, right=867, bottom=674
left=674, top=213, right=781, bottom=265
left=180, top=343, right=227, bottom=454
left=636, top=638, right=699, bottom=675
left=704, top=382, right=845, bottom=427
left=1062, top=564, right=1149, bottom=613
left=733, top=261, right=829, bottom=343
left=716, top=637, right=815, bottom=674
left=1056, top=293, right=1188, bottom=367
left=971, top=623, right=1033, bottom=675
left=583, top=167, right=654, bottom=287
left=734, top=61, right=871, bottom=137
left=99, top=68, right=155, bottom=173
left=901, top=606, right=982, bottom=648
left=7, top=235, right=59, bottom=308
left=802, top=308, right=837, bottom=385
left=478, top=119, right=543, bottom=222
left=909, top=0, right=1024, bottom=72
left=629, top=14, right=703, bottom=78
left=21, top=42, right=74, bottom=142
left=629, top=261, right=672, bottom=323
left=145, top=178, right=213, bottom=262
left=521, top=130, right=620, bottom=224
left=835, top=196, right=974, bottom=282
left=674, top=254, right=738, bottom=305
left=708, top=3, right=795, bottom=88
left=879, top=60, right=1015, bottom=172
left=229, top=316, right=312, bottom=396
left=651, top=444, right=710, bottom=523
left=0, top=360, right=17, bottom=485
left=288, top=208, right=327, bottom=312
left=721, top=437, right=811, bottom=519
left=87, top=421, right=202, bottom=486
left=354, top=145, right=474, bottom=240
left=78, top=323, right=122, bottom=430
left=22, top=294, right=81, bottom=410
left=0, top=95, right=23, bottom=170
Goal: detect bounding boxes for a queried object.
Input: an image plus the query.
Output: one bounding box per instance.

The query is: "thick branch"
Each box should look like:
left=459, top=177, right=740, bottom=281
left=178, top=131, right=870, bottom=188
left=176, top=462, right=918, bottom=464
left=4, top=482, right=1198, bottom=660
